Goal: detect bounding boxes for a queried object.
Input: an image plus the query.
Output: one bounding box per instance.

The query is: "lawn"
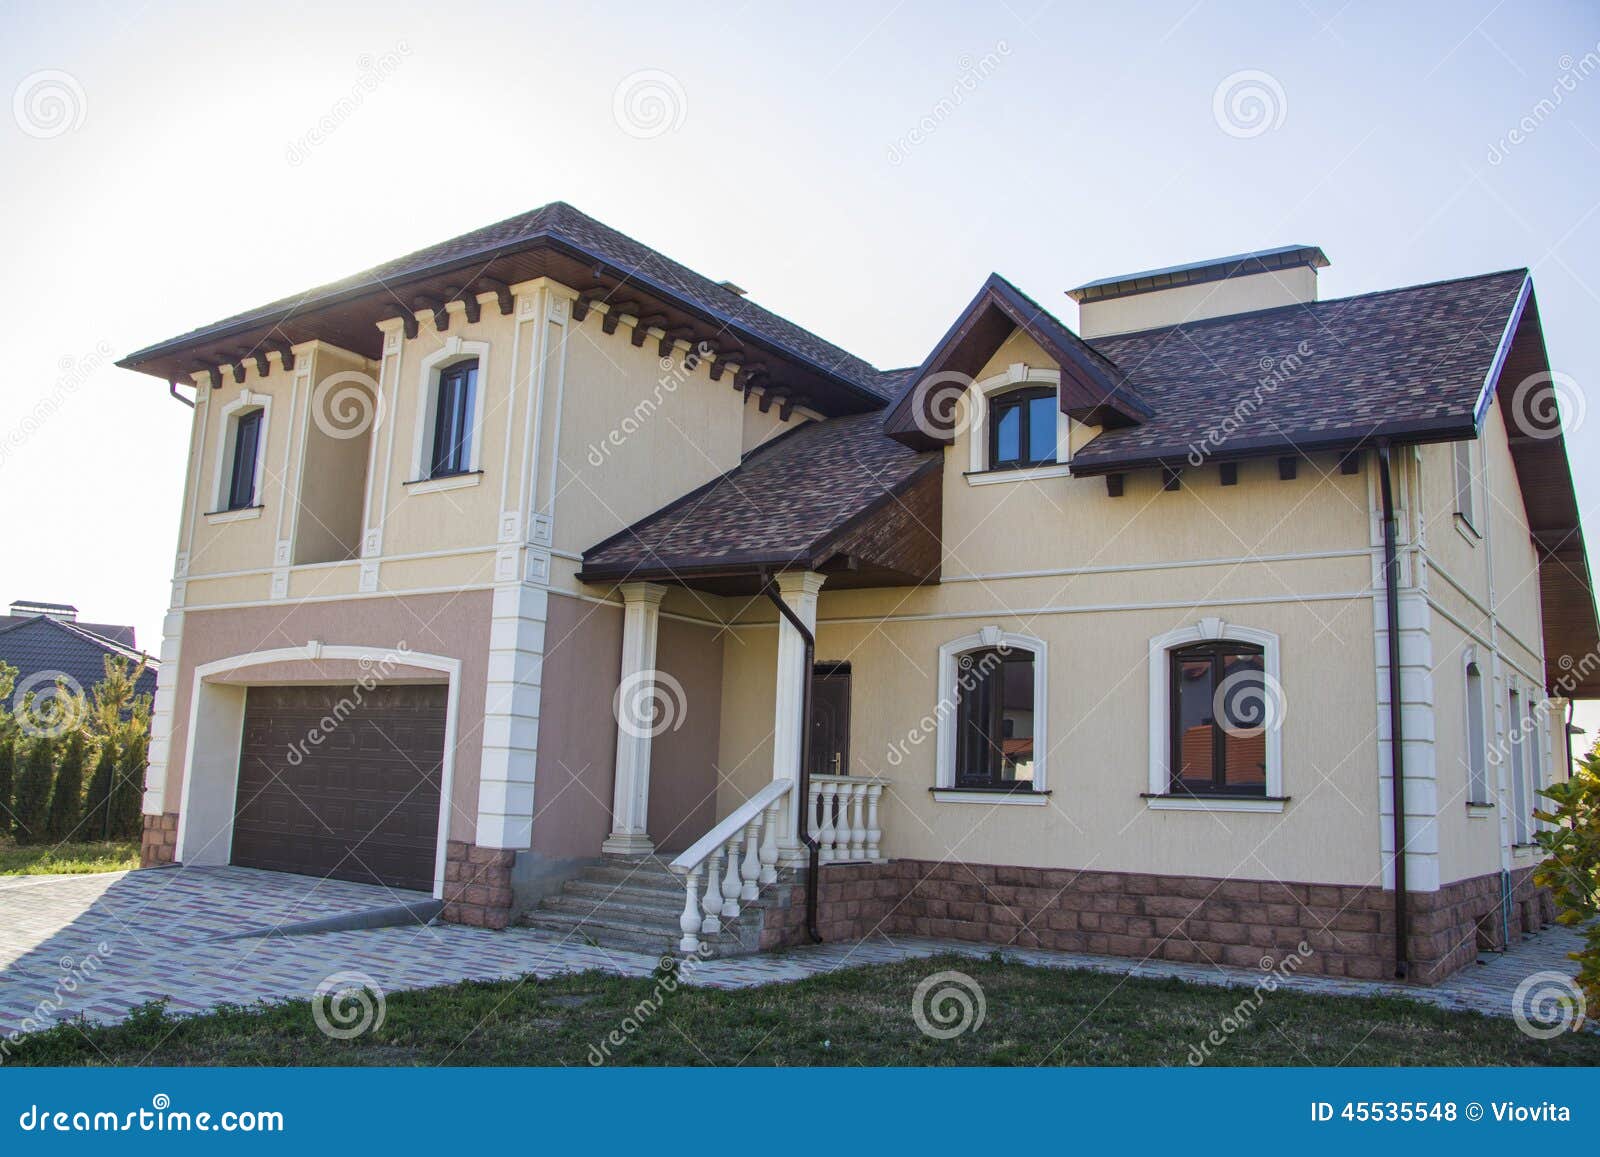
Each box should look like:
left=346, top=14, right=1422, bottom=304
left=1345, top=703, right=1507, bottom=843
left=0, top=837, right=140, bottom=876
left=9, top=955, right=1598, bottom=1066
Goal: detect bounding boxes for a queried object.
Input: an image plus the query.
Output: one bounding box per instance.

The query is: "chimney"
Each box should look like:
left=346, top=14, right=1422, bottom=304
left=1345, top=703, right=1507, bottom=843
left=10, top=599, right=78, bottom=622
left=717, top=280, right=748, bottom=297
left=1068, top=245, right=1329, bottom=339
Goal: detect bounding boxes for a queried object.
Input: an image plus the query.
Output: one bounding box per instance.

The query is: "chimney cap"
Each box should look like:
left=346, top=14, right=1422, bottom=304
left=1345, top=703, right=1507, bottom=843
left=717, top=280, right=748, bottom=297
left=1068, top=244, right=1329, bottom=304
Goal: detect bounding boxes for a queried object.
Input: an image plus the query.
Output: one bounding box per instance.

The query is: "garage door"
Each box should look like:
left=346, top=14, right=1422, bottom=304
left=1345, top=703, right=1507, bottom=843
left=232, top=684, right=446, bottom=892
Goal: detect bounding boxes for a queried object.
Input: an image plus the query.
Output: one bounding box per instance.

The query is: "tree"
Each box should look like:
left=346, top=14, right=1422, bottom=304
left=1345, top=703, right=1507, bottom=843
left=0, top=661, right=16, bottom=837
left=113, top=732, right=147, bottom=842
left=83, top=739, right=118, bottom=840
left=1534, top=742, right=1600, bottom=1017
left=12, top=738, right=54, bottom=845
left=46, top=730, right=86, bottom=843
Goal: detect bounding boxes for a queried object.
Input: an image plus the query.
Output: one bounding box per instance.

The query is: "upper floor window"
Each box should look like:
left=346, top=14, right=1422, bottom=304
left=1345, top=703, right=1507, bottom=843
left=1169, top=642, right=1267, bottom=796
left=988, top=386, right=1057, bottom=470
left=429, top=360, right=477, bottom=478
left=227, top=409, right=263, bottom=509
left=1453, top=440, right=1479, bottom=533
left=1509, top=687, right=1530, bottom=843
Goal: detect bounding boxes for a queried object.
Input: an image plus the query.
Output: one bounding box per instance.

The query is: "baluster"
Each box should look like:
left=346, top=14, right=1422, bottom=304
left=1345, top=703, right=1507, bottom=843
left=679, top=868, right=702, bottom=954
left=807, top=780, right=823, bottom=859
left=740, top=817, right=762, bottom=901
left=865, top=783, right=883, bottom=861
left=700, top=852, right=723, bottom=934
left=759, top=801, right=780, bottom=884
left=818, top=780, right=838, bottom=863
left=721, top=840, right=742, bottom=918
left=849, top=782, right=867, bottom=860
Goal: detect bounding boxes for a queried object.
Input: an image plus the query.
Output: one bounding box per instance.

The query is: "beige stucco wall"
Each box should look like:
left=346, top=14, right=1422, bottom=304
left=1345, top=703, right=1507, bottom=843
left=1076, top=266, right=1319, bottom=338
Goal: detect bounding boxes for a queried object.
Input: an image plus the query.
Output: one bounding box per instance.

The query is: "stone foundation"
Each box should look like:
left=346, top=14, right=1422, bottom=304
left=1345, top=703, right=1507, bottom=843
left=442, top=841, right=516, bottom=929
left=758, top=859, right=1555, bottom=985
left=139, top=813, right=180, bottom=867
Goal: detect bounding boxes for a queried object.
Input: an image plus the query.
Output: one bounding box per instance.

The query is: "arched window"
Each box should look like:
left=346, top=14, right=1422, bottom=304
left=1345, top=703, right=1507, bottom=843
left=1464, top=658, right=1489, bottom=804
left=429, top=359, right=478, bottom=477
left=409, top=337, right=491, bottom=487
left=935, top=629, right=1048, bottom=800
left=988, top=386, right=1057, bottom=470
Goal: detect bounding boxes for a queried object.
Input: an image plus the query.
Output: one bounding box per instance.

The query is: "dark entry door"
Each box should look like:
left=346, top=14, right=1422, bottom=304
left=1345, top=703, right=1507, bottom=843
left=231, top=684, right=446, bottom=892
left=809, top=664, right=851, bottom=776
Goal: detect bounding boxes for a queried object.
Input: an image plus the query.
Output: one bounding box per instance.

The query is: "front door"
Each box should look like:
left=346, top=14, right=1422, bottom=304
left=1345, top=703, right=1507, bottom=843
left=809, top=663, right=851, bottom=776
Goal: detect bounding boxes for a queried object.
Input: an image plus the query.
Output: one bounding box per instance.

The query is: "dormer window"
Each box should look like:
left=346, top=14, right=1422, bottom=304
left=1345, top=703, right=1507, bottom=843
left=429, top=359, right=477, bottom=478
left=988, top=386, right=1057, bottom=470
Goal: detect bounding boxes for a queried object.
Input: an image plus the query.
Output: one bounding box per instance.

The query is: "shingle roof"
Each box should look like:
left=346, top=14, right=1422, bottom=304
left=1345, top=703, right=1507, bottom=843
left=1070, top=269, right=1530, bottom=472
left=0, top=615, right=137, bottom=649
left=581, top=402, right=937, bottom=579
left=122, top=202, right=895, bottom=402
left=0, top=616, right=158, bottom=705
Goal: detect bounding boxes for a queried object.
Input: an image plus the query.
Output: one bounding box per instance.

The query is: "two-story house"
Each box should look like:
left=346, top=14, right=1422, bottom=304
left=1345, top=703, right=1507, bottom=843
left=119, top=204, right=1595, bottom=983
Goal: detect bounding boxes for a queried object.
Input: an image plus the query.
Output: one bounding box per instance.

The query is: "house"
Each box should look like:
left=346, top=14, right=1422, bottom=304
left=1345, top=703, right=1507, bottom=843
left=116, top=204, right=1596, bottom=983
left=0, top=600, right=158, bottom=722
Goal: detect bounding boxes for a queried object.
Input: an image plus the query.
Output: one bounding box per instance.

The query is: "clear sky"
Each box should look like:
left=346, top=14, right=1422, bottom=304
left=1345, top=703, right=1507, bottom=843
left=2, top=0, right=1598, bottom=733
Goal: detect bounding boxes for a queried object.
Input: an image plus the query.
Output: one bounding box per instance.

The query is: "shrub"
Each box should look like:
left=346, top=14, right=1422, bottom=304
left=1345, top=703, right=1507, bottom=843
left=12, top=738, right=54, bottom=844
left=1535, top=743, right=1600, bottom=1016
left=46, top=730, right=86, bottom=843
left=113, top=734, right=147, bottom=842
left=0, top=735, right=13, bottom=835
left=83, top=740, right=117, bottom=841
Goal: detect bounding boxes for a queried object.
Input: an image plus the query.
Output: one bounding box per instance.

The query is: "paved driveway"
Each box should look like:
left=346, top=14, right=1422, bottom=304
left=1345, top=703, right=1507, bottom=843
left=1, top=865, right=1588, bottom=1046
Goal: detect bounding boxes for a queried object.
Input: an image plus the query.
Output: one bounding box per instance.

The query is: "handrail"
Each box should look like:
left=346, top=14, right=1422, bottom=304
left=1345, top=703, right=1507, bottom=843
left=669, top=778, right=793, bottom=875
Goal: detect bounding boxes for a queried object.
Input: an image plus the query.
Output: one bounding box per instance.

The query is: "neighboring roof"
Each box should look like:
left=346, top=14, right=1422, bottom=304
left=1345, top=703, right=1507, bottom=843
left=0, top=614, right=136, bottom=649
left=1068, top=244, right=1330, bottom=302
left=10, top=599, right=77, bottom=614
left=884, top=274, right=1152, bottom=450
left=119, top=201, right=894, bottom=410
left=0, top=615, right=158, bottom=705
left=1070, top=269, right=1531, bottom=473
left=580, top=407, right=940, bottom=590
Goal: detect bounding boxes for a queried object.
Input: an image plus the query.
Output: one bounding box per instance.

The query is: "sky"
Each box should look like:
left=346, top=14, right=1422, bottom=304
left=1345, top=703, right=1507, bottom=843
left=1, top=0, right=1598, bottom=732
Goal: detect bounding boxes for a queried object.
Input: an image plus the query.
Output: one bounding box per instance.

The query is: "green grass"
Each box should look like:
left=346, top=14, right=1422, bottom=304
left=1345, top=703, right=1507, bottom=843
left=8, top=955, right=1599, bottom=1067
left=0, top=837, right=140, bottom=876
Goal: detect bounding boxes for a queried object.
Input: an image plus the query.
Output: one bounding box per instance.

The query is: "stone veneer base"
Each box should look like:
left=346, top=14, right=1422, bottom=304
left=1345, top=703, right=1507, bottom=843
left=140, top=813, right=179, bottom=868
left=442, top=841, right=516, bottom=929
left=756, top=859, right=1555, bottom=985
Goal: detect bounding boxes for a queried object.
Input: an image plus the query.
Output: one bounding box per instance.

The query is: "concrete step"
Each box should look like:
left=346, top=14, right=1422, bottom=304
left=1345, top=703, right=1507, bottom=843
left=521, top=911, right=680, bottom=956
left=582, top=862, right=684, bottom=890
left=540, top=893, right=683, bottom=928
left=561, top=879, right=691, bottom=908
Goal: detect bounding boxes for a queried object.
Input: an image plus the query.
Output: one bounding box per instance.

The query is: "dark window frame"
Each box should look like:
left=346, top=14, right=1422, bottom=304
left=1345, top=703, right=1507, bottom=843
left=226, top=408, right=263, bottom=511
left=953, top=645, right=1038, bottom=791
left=987, top=386, right=1058, bottom=471
left=1167, top=641, right=1268, bottom=797
left=429, top=360, right=478, bottom=478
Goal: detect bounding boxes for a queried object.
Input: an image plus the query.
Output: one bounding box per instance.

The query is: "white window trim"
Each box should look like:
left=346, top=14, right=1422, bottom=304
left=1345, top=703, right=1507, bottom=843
left=409, top=336, right=490, bottom=483
left=1146, top=617, right=1284, bottom=810
left=934, top=626, right=1049, bottom=795
left=964, top=363, right=1073, bottom=481
left=1462, top=647, right=1490, bottom=805
left=209, top=390, right=271, bottom=514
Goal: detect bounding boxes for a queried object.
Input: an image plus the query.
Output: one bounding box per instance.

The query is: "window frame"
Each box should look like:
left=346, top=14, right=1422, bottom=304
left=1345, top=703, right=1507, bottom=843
left=1509, top=685, right=1530, bottom=844
left=227, top=408, right=263, bottom=509
left=208, top=390, right=272, bottom=518
left=933, top=628, right=1049, bottom=804
left=1463, top=653, right=1491, bottom=807
left=1147, top=619, right=1284, bottom=811
left=1452, top=438, right=1480, bottom=537
left=987, top=385, right=1058, bottom=472
left=409, top=337, right=491, bottom=487
left=963, top=363, right=1072, bottom=483
left=1166, top=640, right=1269, bottom=797
left=428, top=359, right=477, bottom=478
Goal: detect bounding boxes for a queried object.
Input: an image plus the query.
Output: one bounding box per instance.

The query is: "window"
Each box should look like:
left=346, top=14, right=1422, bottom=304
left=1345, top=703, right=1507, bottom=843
left=1465, top=660, right=1489, bottom=803
left=226, top=409, right=262, bottom=509
left=1524, top=697, right=1544, bottom=835
left=429, top=360, right=477, bottom=477
left=988, top=387, right=1057, bottom=470
left=953, top=647, right=1037, bottom=790
left=1168, top=642, right=1268, bottom=796
left=1453, top=440, right=1478, bottom=532
left=1509, top=688, right=1529, bottom=843
left=934, top=629, right=1049, bottom=801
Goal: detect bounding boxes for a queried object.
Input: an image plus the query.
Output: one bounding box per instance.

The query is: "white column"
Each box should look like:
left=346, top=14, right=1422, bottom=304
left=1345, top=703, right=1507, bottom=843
left=602, top=582, right=668, bottom=855
left=142, top=608, right=186, bottom=815
left=476, top=582, right=548, bottom=849
left=771, top=570, right=825, bottom=863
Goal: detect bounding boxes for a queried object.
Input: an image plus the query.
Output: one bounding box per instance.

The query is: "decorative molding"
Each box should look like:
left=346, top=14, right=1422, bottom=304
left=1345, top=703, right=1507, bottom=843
left=404, top=471, right=482, bottom=495
left=934, top=629, right=1049, bottom=793
left=273, top=539, right=292, bottom=567
left=269, top=570, right=289, bottom=600
left=209, top=389, right=272, bottom=515
left=524, top=547, right=551, bottom=585
left=359, top=560, right=379, bottom=593
left=965, top=364, right=1071, bottom=475
left=362, top=527, right=383, bottom=557
left=1143, top=796, right=1286, bottom=814
left=409, top=337, right=491, bottom=483
left=203, top=505, right=263, bottom=525
left=499, top=511, right=521, bottom=543
left=529, top=512, right=553, bottom=547
left=931, top=790, right=1049, bottom=807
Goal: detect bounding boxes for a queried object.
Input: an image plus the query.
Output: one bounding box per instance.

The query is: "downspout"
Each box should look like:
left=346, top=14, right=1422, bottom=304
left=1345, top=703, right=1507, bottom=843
left=760, top=570, right=822, bottom=944
left=1377, top=442, right=1409, bottom=978
left=169, top=379, right=196, bottom=407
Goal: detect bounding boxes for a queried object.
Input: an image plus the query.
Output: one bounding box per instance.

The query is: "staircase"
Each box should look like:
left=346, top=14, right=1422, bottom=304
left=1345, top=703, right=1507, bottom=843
left=520, top=854, right=763, bottom=957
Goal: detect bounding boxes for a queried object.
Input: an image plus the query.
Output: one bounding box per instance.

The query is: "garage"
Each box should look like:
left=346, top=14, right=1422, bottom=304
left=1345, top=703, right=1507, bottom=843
left=230, top=684, right=446, bottom=893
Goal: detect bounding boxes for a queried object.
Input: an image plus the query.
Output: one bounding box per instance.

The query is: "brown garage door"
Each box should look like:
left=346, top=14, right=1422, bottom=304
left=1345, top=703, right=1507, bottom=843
left=232, top=684, right=446, bottom=892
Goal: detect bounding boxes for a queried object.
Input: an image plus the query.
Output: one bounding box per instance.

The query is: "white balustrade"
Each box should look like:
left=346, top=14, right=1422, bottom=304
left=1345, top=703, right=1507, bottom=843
left=806, top=775, right=889, bottom=865
left=670, top=778, right=794, bottom=955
